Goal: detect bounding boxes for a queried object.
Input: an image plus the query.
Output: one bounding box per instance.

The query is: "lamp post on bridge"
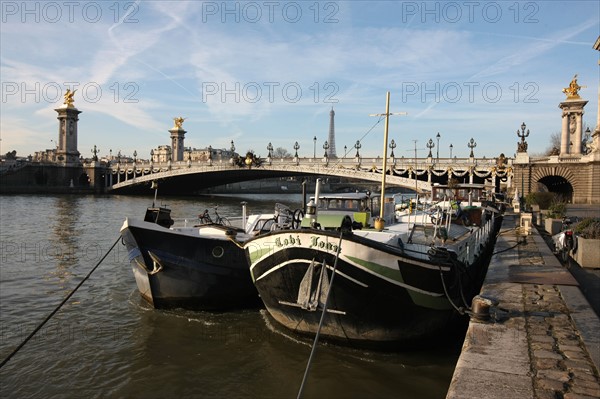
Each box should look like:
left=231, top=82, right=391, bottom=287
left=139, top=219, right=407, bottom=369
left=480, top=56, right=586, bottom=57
left=436, top=132, right=440, bottom=165
left=517, top=122, right=529, bottom=153
left=313, top=136, right=317, bottom=159
left=91, top=145, right=99, bottom=162
left=294, top=142, right=300, bottom=165
left=344, top=145, right=347, bottom=158
left=389, top=139, right=396, bottom=158
left=323, top=140, right=329, bottom=157
left=354, top=140, right=361, bottom=159
left=426, top=138, right=434, bottom=158
left=449, top=144, right=453, bottom=159
left=267, top=142, right=273, bottom=165
left=468, top=138, right=477, bottom=158
left=388, top=139, right=396, bottom=165
left=229, top=140, right=235, bottom=164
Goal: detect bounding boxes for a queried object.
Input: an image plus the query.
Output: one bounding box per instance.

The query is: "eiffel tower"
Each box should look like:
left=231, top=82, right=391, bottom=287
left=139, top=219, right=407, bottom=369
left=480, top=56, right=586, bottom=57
left=327, top=107, right=337, bottom=158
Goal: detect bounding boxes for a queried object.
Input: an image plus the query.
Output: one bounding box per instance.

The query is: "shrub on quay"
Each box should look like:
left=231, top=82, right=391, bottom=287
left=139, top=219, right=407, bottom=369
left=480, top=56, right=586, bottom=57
left=574, top=218, right=600, bottom=239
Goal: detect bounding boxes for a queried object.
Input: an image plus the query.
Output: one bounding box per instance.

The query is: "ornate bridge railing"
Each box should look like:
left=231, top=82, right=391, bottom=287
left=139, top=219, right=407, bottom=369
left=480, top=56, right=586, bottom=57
left=108, top=155, right=513, bottom=193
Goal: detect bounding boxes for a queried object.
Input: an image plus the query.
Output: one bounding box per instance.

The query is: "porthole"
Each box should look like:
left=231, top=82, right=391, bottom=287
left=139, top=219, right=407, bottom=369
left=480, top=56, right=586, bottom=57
left=212, top=246, right=225, bottom=258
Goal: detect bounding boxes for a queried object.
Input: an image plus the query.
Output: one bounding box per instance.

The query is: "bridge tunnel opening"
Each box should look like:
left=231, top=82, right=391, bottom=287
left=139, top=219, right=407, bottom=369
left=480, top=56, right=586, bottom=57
left=537, top=176, right=573, bottom=202
left=78, top=173, right=90, bottom=186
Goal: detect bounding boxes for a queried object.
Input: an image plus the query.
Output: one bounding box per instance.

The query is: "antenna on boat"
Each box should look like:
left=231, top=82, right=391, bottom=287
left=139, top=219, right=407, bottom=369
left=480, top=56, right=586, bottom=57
left=151, top=180, right=158, bottom=207
left=369, top=92, right=406, bottom=229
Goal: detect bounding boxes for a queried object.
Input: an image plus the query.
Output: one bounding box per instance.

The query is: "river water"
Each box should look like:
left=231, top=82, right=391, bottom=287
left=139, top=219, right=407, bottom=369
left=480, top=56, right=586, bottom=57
left=0, top=194, right=466, bottom=399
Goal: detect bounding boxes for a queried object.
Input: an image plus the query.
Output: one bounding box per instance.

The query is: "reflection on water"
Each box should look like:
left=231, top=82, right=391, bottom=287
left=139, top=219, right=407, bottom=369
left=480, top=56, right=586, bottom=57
left=0, top=194, right=463, bottom=399
left=47, top=196, right=82, bottom=288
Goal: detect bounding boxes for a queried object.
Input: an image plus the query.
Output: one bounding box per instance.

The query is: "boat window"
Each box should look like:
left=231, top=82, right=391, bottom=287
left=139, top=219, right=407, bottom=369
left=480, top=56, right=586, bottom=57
left=359, top=200, right=369, bottom=211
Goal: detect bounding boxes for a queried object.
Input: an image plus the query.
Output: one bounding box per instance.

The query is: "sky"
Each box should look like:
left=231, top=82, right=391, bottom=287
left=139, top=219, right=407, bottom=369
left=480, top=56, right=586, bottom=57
left=1, top=1, right=598, bottom=160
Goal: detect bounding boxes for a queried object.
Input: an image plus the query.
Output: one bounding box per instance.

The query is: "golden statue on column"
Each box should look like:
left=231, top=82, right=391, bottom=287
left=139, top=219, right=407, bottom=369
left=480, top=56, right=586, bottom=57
left=63, top=89, right=76, bottom=107
left=562, top=75, right=582, bottom=99
left=173, top=117, right=186, bottom=129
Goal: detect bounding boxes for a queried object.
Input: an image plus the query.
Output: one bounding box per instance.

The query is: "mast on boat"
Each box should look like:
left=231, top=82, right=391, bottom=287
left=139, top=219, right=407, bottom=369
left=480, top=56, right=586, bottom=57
left=369, top=92, right=406, bottom=228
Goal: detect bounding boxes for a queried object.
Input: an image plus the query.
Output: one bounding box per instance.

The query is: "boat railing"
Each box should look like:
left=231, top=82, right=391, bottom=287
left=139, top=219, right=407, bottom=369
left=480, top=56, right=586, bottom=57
left=171, top=216, right=245, bottom=229
left=455, top=217, right=493, bottom=264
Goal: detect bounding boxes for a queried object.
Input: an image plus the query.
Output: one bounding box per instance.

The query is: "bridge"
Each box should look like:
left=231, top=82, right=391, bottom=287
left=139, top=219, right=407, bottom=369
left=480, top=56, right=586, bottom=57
left=4, top=72, right=597, bottom=202
left=106, top=154, right=510, bottom=195
left=102, top=74, right=599, bottom=202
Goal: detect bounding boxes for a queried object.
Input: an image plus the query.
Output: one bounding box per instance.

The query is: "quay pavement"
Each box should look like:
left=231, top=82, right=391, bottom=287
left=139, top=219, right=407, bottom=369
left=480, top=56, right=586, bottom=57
left=447, top=212, right=600, bottom=399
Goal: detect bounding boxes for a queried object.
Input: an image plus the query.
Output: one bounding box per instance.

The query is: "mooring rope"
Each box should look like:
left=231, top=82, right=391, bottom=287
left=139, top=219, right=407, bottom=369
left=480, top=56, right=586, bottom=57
left=297, top=230, right=345, bottom=399
left=437, top=261, right=469, bottom=316
left=492, top=241, right=522, bottom=255
left=0, top=235, right=121, bottom=369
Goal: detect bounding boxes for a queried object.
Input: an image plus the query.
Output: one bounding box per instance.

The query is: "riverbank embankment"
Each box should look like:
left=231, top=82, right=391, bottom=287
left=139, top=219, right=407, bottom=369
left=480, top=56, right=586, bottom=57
left=447, top=212, right=600, bottom=398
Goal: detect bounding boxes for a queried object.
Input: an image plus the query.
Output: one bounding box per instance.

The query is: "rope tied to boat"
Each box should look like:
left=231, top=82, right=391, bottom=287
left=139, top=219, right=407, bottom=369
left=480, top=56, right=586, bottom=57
left=297, top=229, right=344, bottom=399
left=0, top=235, right=121, bottom=369
left=429, top=246, right=473, bottom=317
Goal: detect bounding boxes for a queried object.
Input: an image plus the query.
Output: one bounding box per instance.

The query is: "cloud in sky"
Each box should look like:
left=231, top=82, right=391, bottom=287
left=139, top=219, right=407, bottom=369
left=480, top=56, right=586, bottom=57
left=0, top=1, right=598, bottom=159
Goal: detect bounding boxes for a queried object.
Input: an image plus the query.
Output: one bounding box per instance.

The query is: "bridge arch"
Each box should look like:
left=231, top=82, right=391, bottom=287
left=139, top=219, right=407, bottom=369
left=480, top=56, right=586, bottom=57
left=531, top=166, right=577, bottom=201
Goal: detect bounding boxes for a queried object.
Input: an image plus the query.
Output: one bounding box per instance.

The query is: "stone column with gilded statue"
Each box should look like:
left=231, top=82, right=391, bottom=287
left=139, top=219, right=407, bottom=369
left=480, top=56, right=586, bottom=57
left=559, top=75, right=588, bottom=156
left=169, top=116, right=187, bottom=162
left=55, top=89, right=82, bottom=165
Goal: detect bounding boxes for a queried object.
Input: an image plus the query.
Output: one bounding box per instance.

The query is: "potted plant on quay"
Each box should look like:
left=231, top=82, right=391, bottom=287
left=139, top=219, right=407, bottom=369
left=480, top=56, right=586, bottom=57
left=573, top=218, right=600, bottom=268
left=525, top=192, right=555, bottom=225
left=544, top=200, right=567, bottom=236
